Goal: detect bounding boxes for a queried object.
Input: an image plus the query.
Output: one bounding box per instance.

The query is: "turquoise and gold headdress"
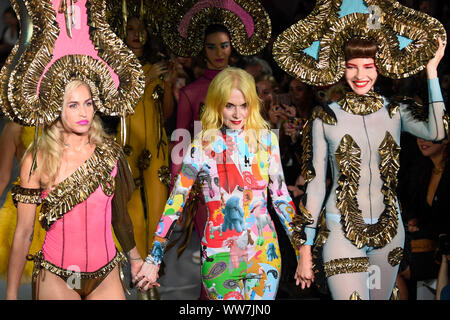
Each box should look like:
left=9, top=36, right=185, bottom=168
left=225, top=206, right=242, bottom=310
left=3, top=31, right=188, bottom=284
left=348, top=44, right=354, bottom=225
left=273, top=0, right=447, bottom=86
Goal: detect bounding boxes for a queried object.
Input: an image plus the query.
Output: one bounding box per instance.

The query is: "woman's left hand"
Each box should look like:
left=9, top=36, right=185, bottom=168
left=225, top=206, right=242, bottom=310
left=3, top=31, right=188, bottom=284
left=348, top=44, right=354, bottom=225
left=426, top=37, right=446, bottom=77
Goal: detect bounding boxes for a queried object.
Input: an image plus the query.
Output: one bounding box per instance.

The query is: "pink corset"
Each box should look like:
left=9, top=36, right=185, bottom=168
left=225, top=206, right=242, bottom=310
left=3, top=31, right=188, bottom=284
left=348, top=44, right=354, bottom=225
left=41, top=166, right=118, bottom=272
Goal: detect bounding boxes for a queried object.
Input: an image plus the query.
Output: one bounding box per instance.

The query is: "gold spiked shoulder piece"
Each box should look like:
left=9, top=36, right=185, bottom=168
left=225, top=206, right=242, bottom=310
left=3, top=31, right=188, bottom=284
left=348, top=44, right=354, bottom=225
left=39, top=139, right=123, bottom=230
left=387, top=96, right=427, bottom=120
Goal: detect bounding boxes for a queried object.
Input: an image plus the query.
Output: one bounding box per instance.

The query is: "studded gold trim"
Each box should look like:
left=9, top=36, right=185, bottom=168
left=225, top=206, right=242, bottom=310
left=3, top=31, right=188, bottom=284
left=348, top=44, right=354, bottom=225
left=273, top=0, right=446, bottom=86
left=39, top=139, right=122, bottom=230
left=324, top=257, right=370, bottom=278
left=28, top=250, right=125, bottom=280
left=388, top=96, right=427, bottom=120
left=11, top=185, right=43, bottom=207
left=388, top=247, right=404, bottom=267
left=158, top=166, right=171, bottom=188
left=338, top=90, right=384, bottom=116
left=335, top=132, right=400, bottom=248
left=292, top=201, right=315, bottom=247
left=301, top=105, right=337, bottom=183
left=105, top=0, right=168, bottom=40
left=349, top=291, right=363, bottom=300
left=390, top=283, right=400, bottom=300
left=161, top=0, right=271, bottom=57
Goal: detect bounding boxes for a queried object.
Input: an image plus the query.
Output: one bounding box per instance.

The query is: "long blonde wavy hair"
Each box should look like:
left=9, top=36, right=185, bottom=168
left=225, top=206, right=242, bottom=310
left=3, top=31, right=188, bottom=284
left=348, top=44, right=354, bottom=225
left=25, top=80, right=108, bottom=188
left=200, top=67, right=270, bottom=152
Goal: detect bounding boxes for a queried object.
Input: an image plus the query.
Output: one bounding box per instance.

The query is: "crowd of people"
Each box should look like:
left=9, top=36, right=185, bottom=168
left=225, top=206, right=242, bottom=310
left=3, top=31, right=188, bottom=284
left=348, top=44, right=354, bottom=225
left=0, top=0, right=449, bottom=300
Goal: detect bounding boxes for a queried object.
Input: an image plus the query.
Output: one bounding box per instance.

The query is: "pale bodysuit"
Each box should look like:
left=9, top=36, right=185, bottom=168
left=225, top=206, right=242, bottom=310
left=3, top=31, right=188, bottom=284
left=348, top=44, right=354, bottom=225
left=302, top=79, right=446, bottom=300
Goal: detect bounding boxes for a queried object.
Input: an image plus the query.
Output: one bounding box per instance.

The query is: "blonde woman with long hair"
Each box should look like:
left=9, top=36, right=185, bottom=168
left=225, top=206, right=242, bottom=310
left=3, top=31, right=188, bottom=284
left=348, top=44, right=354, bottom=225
left=134, top=68, right=299, bottom=300
left=6, top=80, right=146, bottom=300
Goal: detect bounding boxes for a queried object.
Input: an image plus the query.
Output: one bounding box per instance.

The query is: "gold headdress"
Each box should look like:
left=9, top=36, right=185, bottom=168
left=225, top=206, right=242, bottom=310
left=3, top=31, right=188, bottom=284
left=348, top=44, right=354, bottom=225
left=105, top=0, right=167, bottom=40
left=0, top=0, right=145, bottom=126
left=273, top=0, right=447, bottom=86
left=161, top=0, right=272, bottom=57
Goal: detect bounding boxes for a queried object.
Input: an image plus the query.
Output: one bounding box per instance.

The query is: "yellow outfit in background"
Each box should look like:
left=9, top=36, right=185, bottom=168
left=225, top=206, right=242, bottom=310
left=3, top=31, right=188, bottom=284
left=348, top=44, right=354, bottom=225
left=120, top=63, right=169, bottom=259
left=0, top=126, right=45, bottom=283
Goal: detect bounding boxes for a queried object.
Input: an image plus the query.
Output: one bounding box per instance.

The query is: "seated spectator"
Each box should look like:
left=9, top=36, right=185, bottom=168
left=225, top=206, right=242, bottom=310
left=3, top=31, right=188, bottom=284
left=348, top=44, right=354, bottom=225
left=400, top=131, right=450, bottom=299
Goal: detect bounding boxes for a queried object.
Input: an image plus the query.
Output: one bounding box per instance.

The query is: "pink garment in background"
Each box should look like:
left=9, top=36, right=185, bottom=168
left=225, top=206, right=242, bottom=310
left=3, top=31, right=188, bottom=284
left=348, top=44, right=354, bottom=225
left=42, top=165, right=118, bottom=272
left=38, top=0, right=119, bottom=93
left=172, top=68, right=220, bottom=240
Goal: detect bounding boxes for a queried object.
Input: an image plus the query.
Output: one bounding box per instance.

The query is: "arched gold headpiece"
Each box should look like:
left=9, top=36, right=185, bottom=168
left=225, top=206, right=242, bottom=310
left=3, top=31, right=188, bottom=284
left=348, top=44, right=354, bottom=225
left=273, top=0, right=447, bottom=86
left=0, top=0, right=145, bottom=126
left=161, top=0, right=272, bottom=57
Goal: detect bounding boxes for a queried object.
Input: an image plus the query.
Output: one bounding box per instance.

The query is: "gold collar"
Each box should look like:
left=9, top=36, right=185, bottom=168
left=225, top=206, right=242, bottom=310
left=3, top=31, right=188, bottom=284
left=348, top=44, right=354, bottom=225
left=338, top=90, right=385, bottom=116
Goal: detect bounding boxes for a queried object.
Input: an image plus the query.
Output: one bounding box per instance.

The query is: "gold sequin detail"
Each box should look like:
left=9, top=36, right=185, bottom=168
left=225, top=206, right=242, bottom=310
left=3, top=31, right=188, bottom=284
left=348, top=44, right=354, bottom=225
left=161, top=0, right=271, bottom=57
left=349, top=291, right=362, bottom=300
left=292, top=201, right=315, bottom=247
left=158, top=165, right=171, bottom=188
left=390, top=284, right=400, bottom=300
left=11, top=185, right=43, bottom=207
left=324, top=257, right=370, bottom=278
left=388, top=247, right=404, bottom=267
left=335, top=132, right=400, bottom=248
left=338, top=91, right=384, bottom=116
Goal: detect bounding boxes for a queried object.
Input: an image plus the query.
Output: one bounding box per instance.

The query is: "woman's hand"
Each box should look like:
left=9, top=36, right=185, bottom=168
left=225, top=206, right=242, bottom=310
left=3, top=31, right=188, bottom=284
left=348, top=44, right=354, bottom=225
left=145, top=62, right=168, bottom=85
left=295, top=245, right=315, bottom=289
left=282, top=118, right=301, bottom=142
left=426, top=37, right=446, bottom=79
left=133, top=261, right=161, bottom=291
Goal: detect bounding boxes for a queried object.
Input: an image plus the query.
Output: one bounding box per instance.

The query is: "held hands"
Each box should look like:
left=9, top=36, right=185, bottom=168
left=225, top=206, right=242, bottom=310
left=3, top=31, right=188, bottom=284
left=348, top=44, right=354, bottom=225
left=294, top=245, right=315, bottom=289
left=426, top=37, right=446, bottom=79
left=132, top=259, right=161, bottom=291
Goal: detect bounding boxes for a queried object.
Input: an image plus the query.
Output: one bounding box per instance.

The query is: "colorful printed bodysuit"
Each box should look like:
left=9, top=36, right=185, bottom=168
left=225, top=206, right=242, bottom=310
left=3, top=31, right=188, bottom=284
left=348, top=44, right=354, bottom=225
left=149, top=128, right=298, bottom=300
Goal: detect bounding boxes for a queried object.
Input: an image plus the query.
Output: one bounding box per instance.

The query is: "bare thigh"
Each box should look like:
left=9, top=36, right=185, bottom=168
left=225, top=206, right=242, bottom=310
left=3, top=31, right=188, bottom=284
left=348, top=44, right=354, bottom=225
left=36, top=269, right=81, bottom=300
left=85, top=266, right=126, bottom=300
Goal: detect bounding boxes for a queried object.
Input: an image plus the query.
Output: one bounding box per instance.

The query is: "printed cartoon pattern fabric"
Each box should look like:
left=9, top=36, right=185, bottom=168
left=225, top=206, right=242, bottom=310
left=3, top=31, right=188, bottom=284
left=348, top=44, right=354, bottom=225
left=150, top=129, right=298, bottom=300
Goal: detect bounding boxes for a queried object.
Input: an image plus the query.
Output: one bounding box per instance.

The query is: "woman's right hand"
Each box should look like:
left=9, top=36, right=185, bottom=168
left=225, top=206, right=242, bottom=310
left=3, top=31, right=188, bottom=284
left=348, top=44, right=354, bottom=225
left=295, top=245, right=315, bottom=289
left=145, top=62, right=168, bottom=85
left=134, top=261, right=161, bottom=291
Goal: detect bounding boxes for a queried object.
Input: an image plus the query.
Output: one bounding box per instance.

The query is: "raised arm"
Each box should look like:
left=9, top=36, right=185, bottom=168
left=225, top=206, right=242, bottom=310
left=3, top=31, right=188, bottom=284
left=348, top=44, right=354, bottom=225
left=400, top=38, right=447, bottom=140
left=6, top=152, right=41, bottom=300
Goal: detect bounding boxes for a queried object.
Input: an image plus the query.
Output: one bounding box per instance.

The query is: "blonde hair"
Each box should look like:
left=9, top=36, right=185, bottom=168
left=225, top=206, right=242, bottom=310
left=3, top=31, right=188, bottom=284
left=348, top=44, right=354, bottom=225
left=200, top=67, right=270, bottom=151
left=25, top=80, right=107, bottom=188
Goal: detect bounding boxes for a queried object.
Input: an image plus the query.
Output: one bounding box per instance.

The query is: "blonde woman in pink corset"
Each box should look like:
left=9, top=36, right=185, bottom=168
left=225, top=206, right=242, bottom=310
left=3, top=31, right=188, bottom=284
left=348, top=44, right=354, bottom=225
left=2, top=0, right=151, bottom=300
left=6, top=80, right=145, bottom=300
